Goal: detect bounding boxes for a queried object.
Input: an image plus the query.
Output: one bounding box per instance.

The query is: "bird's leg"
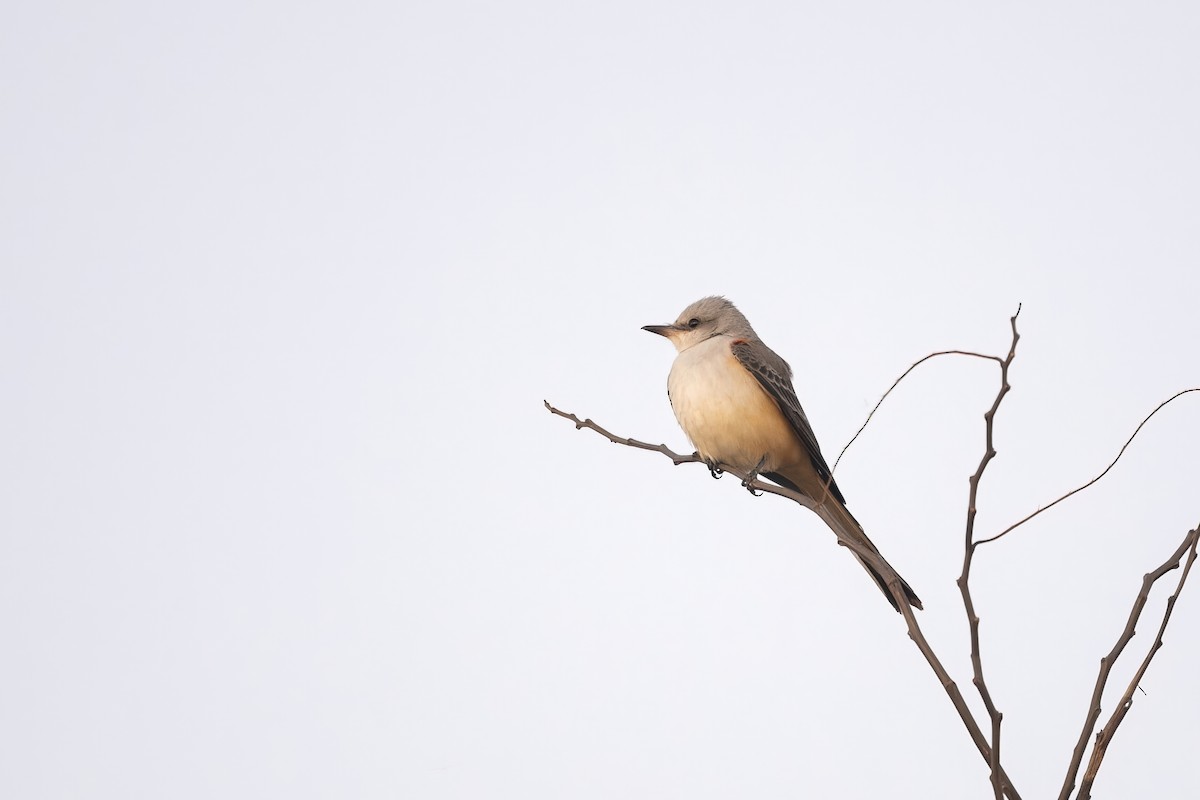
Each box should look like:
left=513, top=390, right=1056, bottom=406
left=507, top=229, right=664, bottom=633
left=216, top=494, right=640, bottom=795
left=703, top=456, right=724, bottom=480
left=742, top=455, right=767, bottom=496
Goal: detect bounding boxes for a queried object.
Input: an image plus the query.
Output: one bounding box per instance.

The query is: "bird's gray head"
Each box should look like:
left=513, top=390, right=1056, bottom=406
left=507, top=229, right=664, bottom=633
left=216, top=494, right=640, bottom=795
left=642, top=296, right=757, bottom=352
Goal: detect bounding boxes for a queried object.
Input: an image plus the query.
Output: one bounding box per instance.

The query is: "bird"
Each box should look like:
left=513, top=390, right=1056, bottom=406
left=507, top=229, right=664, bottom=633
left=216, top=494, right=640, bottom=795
left=643, top=296, right=922, bottom=611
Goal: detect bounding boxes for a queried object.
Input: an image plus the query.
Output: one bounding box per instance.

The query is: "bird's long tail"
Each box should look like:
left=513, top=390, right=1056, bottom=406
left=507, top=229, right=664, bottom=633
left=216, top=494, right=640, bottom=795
left=812, top=499, right=923, bottom=612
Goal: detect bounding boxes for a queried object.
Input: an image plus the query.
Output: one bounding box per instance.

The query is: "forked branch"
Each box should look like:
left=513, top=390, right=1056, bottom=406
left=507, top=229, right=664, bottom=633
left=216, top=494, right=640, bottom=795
left=545, top=398, right=1023, bottom=800
left=1059, top=524, right=1200, bottom=800
left=822, top=307, right=1026, bottom=800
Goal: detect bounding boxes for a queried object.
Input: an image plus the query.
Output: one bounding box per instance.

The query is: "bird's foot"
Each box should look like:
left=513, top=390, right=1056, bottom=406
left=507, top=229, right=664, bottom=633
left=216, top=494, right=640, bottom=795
left=703, top=457, right=723, bottom=480
left=741, top=456, right=767, bottom=496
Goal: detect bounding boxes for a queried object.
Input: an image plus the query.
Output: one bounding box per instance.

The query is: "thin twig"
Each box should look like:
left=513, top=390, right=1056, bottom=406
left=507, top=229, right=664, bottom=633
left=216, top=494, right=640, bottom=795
left=957, top=305, right=1021, bottom=800
left=977, top=388, right=1200, bottom=546
left=832, top=350, right=1002, bottom=473
left=543, top=400, right=703, bottom=466
left=1058, top=525, right=1200, bottom=800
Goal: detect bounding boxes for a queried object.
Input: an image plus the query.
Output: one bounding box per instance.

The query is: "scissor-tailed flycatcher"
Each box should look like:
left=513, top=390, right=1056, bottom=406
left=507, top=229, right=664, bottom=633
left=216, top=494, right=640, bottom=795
left=643, top=296, right=922, bottom=611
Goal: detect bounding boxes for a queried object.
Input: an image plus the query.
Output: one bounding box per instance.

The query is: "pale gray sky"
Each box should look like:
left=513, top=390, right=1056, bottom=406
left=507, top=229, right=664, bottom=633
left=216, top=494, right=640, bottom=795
left=2, top=1, right=1198, bottom=798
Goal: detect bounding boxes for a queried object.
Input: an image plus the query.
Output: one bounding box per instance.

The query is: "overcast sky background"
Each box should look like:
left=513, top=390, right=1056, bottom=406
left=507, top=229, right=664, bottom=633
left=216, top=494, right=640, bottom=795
left=3, top=1, right=1199, bottom=798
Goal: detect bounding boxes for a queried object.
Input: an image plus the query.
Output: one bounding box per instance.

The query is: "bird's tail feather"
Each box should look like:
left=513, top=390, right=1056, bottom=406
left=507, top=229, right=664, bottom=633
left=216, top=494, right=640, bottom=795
left=812, top=500, right=923, bottom=612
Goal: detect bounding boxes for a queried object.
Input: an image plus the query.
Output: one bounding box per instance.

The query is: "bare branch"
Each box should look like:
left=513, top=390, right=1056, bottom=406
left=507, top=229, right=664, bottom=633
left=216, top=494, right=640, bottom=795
left=1077, top=528, right=1199, bottom=798
left=957, top=306, right=1021, bottom=800
left=543, top=400, right=702, bottom=466
left=546, top=398, right=1023, bottom=800
left=895, top=593, right=1024, bottom=800
left=977, top=388, right=1200, bottom=546
left=1058, top=525, right=1200, bottom=800
left=832, top=350, right=1003, bottom=473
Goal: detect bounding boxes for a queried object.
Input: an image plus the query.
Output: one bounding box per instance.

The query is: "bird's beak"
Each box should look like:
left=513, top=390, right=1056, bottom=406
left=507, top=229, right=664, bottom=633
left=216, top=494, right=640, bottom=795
left=641, top=324, right=678, bottom=338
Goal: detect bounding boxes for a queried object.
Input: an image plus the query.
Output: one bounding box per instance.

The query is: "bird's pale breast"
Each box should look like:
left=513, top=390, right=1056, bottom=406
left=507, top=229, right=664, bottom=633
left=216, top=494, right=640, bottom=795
left=667, top=336, right=805, bottom=473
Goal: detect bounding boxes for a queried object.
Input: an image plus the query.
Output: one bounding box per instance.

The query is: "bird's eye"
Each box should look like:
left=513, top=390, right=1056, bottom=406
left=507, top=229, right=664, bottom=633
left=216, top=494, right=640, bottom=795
left=687, top=318, right=701, bottom=328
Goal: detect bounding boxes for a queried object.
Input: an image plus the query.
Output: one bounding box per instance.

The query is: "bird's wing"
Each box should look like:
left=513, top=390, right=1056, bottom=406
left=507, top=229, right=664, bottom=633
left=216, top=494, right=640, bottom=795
left=730, top=339, right=845, bottom=504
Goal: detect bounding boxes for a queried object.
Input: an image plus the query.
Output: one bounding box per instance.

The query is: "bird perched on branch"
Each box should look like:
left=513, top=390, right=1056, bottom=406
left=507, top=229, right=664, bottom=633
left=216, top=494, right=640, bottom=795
left=643, top=296, right=922, bottom=611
